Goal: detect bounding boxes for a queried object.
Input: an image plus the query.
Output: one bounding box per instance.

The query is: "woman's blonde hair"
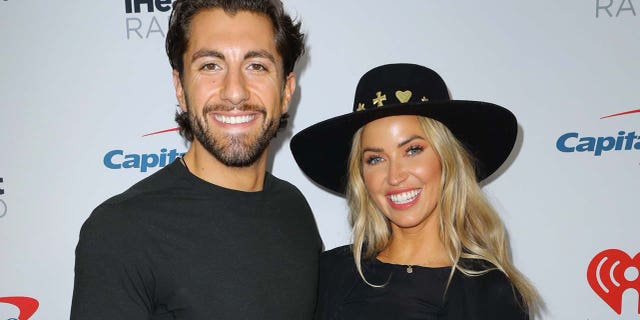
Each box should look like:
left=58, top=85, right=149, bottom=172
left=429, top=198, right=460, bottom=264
left=346, top=115, right=539, bottom=312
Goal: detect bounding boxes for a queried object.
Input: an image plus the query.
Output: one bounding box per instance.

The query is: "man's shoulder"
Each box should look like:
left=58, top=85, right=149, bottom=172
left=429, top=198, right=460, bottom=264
left=82, top=163, right=182, bottom=234
left=80, top=197, right=144, bottom=244
left=116, top=161, right=183, bottom=201
left=101, top=160, right=188, bottom=207
left=266, top=172, right=303, bottom=194
left=265, top=172, right=312, bottom=209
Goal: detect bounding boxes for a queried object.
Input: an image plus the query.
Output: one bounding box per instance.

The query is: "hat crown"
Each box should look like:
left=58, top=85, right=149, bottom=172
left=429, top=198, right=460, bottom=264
left=353, top=63, right=450, bottom=112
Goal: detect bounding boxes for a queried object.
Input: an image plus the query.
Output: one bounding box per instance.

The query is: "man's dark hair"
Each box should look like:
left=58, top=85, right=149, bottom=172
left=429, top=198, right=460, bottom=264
left=166, top=0, right=305, bottom=76
left=166, top=0, right=304, bottom=141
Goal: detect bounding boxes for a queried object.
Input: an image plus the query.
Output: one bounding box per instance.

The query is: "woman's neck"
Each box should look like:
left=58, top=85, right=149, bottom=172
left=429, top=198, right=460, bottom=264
left=377, top=228, right=451, bottom=267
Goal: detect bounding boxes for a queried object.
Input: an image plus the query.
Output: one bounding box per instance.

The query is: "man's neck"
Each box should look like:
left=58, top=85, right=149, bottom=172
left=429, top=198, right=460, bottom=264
left=182, top=143, right=268, bottom=192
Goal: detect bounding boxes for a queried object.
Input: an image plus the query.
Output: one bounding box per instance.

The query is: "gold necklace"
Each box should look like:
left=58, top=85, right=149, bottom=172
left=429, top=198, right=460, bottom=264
left=378, top=252, right=415, bottom=274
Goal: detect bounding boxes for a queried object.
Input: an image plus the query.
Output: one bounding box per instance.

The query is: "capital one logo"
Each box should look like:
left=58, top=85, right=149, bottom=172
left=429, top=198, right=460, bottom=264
left=556, top=108, right=640, bottom=156
left=0, top=297, right=39, bottom=320
left=102, top=127, right=184, bottom=172
left=587, top=249, right=640, bottom=314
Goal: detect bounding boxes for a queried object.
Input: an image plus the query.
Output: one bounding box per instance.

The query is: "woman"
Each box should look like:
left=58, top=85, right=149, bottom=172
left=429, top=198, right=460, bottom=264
left=290, top=63, right=539, bottom=319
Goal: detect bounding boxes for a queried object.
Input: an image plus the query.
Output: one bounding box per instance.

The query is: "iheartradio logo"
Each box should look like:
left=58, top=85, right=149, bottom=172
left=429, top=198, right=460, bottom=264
left=0, top=296, right=39, bottom=320
left=587, top=249, right=640, bottom=314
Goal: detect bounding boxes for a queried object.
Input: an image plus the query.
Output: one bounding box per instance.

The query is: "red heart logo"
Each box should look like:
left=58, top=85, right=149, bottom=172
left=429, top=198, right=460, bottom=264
left=0, top=296, right=39, bottom=320
left=587, top=249, right=640, bottom=314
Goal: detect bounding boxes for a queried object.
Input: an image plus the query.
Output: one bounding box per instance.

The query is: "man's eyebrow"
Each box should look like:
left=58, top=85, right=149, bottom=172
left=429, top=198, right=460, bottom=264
left=189, top=49, right=276, bottom=65
left=245, top=50, right=276, bottom=64
left=190, top=49, right=224, bottom=63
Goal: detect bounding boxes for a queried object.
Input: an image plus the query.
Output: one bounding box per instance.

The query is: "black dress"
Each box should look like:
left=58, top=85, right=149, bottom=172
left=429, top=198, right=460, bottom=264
left=315, top=245, right=528, bottom=320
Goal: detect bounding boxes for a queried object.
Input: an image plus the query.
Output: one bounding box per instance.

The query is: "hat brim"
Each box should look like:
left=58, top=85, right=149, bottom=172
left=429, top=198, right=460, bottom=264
left=290, top=100, right=517, bottom=195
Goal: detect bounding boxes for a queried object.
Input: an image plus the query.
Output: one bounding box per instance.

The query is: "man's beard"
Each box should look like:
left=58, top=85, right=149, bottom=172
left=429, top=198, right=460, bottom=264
left=189, top=103, right=279, bottom=167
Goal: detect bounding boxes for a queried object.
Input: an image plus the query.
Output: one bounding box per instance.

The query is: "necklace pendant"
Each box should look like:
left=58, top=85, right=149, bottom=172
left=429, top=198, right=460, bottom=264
left=406, top=265, right=413, bottom=274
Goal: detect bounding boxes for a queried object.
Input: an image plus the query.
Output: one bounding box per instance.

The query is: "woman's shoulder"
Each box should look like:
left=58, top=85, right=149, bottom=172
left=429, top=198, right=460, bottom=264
left=316, top=245, right=360, bottom=319
left=449, top=261, right=528, bottom=319
left=321, top=245, right=353, bottom=259
left=318, top=244, right=363, bottom=287
left=457, top=260, right=514, bottom=291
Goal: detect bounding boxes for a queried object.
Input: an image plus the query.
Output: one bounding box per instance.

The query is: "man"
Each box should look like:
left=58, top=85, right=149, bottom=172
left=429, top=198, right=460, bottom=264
left=71, top=1, right=322, bottom=318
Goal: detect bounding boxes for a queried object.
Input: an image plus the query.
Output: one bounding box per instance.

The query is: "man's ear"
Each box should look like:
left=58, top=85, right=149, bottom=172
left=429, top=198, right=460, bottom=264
left=281, top=72, right=296, bottom=114
left=173, top=70, right=187, bottom=112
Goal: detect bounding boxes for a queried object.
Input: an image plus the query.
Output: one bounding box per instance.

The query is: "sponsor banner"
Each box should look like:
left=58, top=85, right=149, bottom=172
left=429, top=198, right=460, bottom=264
left=0, top=297, right=39, bottom=320
left=103, top=128, right=185, bottom=172
left=588, top=249, right=640, bottom=315
left=103, top=147, right=184, bottom=172
left=124, top=0, right=176, bottom=40
left=1, top=1, right=638, bottom=319
left=556, top=109, right=640, bottom=157
left=596, top=0, right=639, bottom=17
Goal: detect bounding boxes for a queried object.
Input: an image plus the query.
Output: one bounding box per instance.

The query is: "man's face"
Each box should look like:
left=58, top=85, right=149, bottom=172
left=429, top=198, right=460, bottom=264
left=173, top=8, right=295, bottom=167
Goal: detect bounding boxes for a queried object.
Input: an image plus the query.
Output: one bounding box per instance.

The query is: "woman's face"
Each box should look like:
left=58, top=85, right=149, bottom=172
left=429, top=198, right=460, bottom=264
left=360, top=115, right=443, bottom=233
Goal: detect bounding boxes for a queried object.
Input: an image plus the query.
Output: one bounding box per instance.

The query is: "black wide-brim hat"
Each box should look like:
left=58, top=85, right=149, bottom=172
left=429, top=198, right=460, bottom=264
left=290, top=63, right=517, bottom=195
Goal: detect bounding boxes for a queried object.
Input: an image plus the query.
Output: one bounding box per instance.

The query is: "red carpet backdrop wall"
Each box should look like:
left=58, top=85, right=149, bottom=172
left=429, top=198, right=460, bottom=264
left=0, top=1, right=638, bottom=319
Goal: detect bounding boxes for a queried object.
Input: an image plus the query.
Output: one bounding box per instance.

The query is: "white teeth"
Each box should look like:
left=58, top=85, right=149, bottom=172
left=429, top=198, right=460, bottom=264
left=388, top=189, right=421, bottom=204
left=214, top=114, right=255, bottom=124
